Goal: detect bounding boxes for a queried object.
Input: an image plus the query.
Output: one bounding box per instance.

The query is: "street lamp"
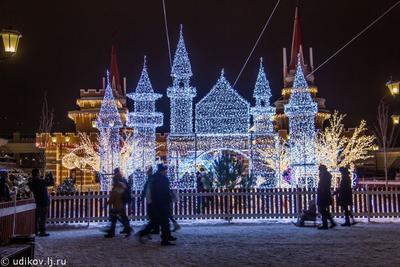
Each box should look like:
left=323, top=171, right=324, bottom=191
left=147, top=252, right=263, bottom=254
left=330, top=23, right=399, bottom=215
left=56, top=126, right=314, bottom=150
left=0, top=29, right=22, bottom=59
left=392, top=114, right=400, bottom=125
left=387, top=80, right=400, bottom=97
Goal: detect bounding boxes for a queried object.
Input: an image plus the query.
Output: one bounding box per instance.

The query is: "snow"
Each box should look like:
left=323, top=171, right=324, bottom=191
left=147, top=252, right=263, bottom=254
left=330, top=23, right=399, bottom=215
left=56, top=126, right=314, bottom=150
left=35, top=221, right=400, bottom=267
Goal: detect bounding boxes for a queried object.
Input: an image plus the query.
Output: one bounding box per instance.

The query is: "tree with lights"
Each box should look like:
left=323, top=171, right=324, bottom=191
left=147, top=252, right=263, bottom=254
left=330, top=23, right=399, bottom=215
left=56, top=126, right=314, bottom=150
left=315, top=111, right=375, bottom=186
left=259, top=136, right=291, bottom=187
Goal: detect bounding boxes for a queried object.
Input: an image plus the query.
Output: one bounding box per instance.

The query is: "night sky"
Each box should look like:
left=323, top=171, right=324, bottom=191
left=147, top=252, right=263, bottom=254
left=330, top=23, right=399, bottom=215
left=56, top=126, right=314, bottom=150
left=0, top=0, right=399, bottom=135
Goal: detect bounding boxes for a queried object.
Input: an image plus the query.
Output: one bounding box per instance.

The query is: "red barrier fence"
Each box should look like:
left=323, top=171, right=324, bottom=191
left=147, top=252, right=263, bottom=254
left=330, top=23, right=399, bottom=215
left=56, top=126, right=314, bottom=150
left=46, top=187, right=400, bottom=224
left=0, top=198, right=36, bottom=244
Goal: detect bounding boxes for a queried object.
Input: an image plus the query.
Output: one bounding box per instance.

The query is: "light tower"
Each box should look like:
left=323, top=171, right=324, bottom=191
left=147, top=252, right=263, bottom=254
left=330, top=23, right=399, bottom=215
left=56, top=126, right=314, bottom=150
left=97, top=71, right=123, bottom=191
left=167, top=25, right=196, bottom=135
left=284, top=54, right=318, bottom=188
left=127, top=56, right=163, bottom=189
left=250, top=58, right=275, bottom=134
left=250, top=58, right=276, bottom=187
left=167, top=25, right=197, bottom=187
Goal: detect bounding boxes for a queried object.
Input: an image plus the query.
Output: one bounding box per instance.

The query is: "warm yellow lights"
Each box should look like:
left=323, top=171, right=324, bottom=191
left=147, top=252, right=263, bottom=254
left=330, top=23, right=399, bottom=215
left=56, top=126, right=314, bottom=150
left=392, top=114, right=400, bottom=125
left=51, top=136, right=57, bottom=143
left=386, top=80, right=400, bottom=96
left=0, top=29, right=22, bottom=55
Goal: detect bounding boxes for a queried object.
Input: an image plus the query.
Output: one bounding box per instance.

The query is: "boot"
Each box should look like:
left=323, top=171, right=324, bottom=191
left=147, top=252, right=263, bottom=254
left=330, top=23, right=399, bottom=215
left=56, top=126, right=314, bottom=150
left=104, top=232, right=115, bottom=238
left=161, top=241, right=176, bottom=246
left=172, top=221, right=181, bottom=232
left=120, top=227, right=133, bottom=236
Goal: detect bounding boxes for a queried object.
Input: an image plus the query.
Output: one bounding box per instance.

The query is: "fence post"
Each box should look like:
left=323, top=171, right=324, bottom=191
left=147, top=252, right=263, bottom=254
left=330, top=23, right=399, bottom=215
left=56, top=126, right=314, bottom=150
left=87, top=188, right=91, bottom=227
left=365, top=184, right=371, bottom=223
left=295, top=187, right=300, bottom=219
left=227, top=189, right=231, bottom=222
left=12, top=194, right=17, bottom=236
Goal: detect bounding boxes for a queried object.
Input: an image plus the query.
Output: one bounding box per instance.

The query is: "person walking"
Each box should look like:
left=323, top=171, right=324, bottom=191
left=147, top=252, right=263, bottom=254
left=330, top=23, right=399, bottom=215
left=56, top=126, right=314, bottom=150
left=28, top=169, right=54, bottom=237
left=0, top=170, right=11, bottom=202
left=104, top=168, right=133, bottom=237
left=104, top=179, right=132, bottom=238
left=137, top=163, right=175, bottom=246
left=317, top=165, right=336, bottom=230
left=196, top=171, right=203, bottom=213
left=169, top=189, right=181, bottom=232
left=334, top=167, right=356, bottom=226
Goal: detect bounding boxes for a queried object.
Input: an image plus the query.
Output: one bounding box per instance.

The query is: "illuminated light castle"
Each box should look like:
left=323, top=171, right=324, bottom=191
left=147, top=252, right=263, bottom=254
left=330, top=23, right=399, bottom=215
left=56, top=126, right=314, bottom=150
left=126, top=57, right=163, bottom=189
left=36, top=5, right=329, bottom=190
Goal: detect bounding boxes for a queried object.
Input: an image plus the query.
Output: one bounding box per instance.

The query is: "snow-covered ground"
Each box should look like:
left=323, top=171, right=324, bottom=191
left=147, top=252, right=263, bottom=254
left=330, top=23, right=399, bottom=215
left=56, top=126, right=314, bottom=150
left=35, top=220, right=400, bottom=267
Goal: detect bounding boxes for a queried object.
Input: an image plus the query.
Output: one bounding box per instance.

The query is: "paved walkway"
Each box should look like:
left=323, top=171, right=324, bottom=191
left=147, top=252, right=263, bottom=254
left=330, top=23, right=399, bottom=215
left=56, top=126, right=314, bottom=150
left=35, top=222, right=400, bottom=267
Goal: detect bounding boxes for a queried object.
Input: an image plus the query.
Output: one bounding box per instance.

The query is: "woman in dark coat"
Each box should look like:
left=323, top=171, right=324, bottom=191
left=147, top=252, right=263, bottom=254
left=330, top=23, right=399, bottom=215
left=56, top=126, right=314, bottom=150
left=317, top=165, right=336, bottom=229
left=335, top=167, right=355, bottom=226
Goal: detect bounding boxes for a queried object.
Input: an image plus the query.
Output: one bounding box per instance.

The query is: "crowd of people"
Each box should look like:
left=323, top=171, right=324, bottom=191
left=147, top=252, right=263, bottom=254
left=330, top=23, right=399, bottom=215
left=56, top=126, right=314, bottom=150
left=0, top=163, right=358, bottom=244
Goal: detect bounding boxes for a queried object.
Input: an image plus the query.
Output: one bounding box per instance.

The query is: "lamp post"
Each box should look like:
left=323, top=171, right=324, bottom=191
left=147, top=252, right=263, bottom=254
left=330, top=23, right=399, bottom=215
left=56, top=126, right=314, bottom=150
left=387, top=79, right=400, bottom=126
left=384, top=79, right=400, bottom=188
left=0, top=29, right=22, bottom=60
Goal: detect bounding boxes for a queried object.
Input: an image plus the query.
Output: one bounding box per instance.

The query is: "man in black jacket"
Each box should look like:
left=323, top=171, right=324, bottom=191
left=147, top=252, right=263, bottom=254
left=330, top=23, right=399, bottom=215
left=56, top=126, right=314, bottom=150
left=317, top=165, right=336, bottom=230
left=138, top=164, right=175, bottom=246
left=28, top=168, right=54, bottom=237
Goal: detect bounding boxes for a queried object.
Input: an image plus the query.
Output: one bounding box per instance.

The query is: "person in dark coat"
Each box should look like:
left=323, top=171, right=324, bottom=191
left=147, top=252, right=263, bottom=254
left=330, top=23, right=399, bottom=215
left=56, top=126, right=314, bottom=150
left=334, top=167, right=356, bottom=226
left=107, top=168, right=132, bottom=236
left=137, top=163, right=175, bottom=246
left=317, top=165, right=336, bottom=230
left=28, top=168, right=54, bottom=236
left=104, top=180, right=132, bottom=238
left=0, top=170, right=11, bottom=202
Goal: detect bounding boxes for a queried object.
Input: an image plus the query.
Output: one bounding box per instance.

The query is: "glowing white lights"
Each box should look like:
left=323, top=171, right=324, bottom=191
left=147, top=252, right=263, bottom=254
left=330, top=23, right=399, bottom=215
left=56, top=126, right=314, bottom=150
left=195, top=70, right=250, bottom=134
left=250, top=58, right=276, bottom=134
left=97, top=71, right=123, bottom=191
left=284, top=54, right=318, bottom=188
left=127, top=57, right=163, bottom=189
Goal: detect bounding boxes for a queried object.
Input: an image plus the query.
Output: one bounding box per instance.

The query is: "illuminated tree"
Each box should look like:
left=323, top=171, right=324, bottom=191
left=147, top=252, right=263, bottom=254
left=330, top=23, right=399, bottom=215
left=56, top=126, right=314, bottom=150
left=259, top=137, right=291, bottom=187
left=315, top=111, right=375, bottom=186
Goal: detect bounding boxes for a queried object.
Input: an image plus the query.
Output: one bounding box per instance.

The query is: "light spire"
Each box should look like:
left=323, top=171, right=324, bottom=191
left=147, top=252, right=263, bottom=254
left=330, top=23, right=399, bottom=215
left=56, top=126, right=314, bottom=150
left=171, top=24, right=192, bottom=80
left=97, top=70, right=123, bottom=129
left=253, top=57, right=272, bottom=99
left=135, top=55, right=154, bottom=94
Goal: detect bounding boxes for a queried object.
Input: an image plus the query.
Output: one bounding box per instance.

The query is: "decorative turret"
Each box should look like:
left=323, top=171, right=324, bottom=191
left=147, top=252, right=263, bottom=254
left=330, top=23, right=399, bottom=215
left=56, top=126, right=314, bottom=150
left=167, top=25, right=196, bottom=135
left=284, top=54, right=318, bottom=188
left=127, top=57, right=163, bottom=189
left=171, top=24, right=193, bottom=88
left=250, top=58, right=276, bottom=134
left=97, top=70, right=123, bottom=191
